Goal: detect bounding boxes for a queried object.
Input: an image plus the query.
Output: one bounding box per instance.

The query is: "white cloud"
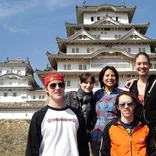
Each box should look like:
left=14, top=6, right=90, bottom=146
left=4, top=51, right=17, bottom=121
left=0, top=1, right=36, bottom=18
left=0, top=0, right=78, bottom=19
left=0, top=0, right=80, bottom=33
left=0, top=22, right=28, bottom=33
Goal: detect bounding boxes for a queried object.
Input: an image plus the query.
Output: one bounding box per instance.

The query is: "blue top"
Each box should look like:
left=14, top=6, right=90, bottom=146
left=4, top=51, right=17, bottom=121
left=90, top=88, right=122, bottom=149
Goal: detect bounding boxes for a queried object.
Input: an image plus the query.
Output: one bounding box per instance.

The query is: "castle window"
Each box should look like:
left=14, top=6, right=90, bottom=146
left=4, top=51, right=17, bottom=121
left=67, top=80, right=71, bottom=87
left=153, top=64, right=156, bottom=69
left=79, top=64, right=87, bottom=70
left=39, top=95, right=41, bottom=99
left=94, top=35, right=100, bottom=39
left=87, top=48, right=90, bottom=53
left=76, top=48, right=79, bottom=53
left=116, top=17, right=118, bottom=21
left=128, top=48, right=131, bottom=52
left=124, top=48, right=131, bottom=52
left=87, top=48, right=94, bottom=53
left=42, top=96, right=45, bottom=99
left=91, top=17, right=94, bottom=21
left=4, top=93, right=7, bottom=97
left=138, top=48, right=145, bottom=52
left=13, top=93, right=17, bottom=97
left=97, top=17, right=100, bottom=20
left=130, top=35, right=133, bottom=39
left=72, top=48, right=75, bottom=53
left=64, top=64, right=71, bottom=70
left=79, top=35, right=82, bottom=39
left=91, top=48, right=94, bottom=52
left=83, top=35, right=86, bottom=39
left=115, top=35, right=121, bottom=39
left=33, top=95, right=36, bottom=99
left=104, top=28, right=110, bottom=31
left=72, top=48, right=79, bottom=53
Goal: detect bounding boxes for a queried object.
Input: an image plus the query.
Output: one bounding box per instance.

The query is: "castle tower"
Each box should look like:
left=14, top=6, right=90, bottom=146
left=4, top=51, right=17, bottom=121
left=0, top=58, right=46, bottom=103
left=36, top=2, right=156, bottom=92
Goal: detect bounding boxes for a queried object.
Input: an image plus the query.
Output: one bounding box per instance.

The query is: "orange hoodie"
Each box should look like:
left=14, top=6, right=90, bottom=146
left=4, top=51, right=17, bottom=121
left=100, top=119, right=156, bottom=156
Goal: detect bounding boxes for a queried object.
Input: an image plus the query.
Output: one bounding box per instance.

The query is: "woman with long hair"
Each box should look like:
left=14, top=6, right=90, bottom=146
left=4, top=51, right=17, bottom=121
left=127, top=52, right=156, bottom=139
left=90, top=66, right=122, bottom=156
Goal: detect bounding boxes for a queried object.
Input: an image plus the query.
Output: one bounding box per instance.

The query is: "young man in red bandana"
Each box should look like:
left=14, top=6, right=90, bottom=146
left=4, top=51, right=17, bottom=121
left=25, top=71, right=89, bottom=156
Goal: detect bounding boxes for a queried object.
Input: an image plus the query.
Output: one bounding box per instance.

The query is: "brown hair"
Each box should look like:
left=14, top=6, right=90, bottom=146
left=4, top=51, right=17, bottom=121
left=79, top=72, right=95, bottom=83
left=115, top=91, right=137, bottom=117
left=115, top=91, right=137, bottom=106
left=134, top=52, right=151, bottom=65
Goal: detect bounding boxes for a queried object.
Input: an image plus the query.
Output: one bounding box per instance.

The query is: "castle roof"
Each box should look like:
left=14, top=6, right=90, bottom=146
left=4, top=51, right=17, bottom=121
left=0, top=58, right=34, bottom=74
left=65, top=22, right=149, bottom=37
left=76, top=3, right=136, bottom=24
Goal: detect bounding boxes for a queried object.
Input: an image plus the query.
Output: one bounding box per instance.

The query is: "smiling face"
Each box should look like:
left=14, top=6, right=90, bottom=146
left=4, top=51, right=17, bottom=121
left=79, top=77, right=94, bottom=93
left=45, top=80, right=65, bottom=102
left=103, top=69, right=117, bottom=89
left=117, top=94, right=135, bottom=119
left=134, top=54, right=151, bottom=77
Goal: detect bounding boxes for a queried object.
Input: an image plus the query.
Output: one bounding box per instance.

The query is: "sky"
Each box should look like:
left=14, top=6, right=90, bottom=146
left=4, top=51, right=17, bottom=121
left=0, top=0, right=156, bottom=87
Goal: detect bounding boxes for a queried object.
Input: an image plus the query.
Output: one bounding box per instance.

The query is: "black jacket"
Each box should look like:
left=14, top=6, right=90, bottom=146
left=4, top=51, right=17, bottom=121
left=130, top=74, right=156, bottom=127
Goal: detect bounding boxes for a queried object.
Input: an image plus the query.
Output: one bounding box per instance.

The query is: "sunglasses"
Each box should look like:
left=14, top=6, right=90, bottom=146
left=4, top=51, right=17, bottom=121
left=49, top=82, right=65, bottom=89
left=118, top=101, right=134, bottom=107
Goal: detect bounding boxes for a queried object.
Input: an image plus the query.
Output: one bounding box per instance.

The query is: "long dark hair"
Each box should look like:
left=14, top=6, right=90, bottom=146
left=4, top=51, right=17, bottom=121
left=99, top=66, right=119, bottom=88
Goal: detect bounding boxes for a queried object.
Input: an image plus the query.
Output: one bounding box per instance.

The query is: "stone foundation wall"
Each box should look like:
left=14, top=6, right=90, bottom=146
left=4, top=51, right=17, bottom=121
left=0, top=119, right=30, bottom=156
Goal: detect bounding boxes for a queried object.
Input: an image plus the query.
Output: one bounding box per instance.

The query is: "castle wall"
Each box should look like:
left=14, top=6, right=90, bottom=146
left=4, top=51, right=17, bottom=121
left=0, top=119, right=30, bottom=155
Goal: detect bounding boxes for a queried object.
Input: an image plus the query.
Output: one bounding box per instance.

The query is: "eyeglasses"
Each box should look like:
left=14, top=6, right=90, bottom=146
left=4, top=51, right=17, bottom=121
left=49, top=82, right=65, bottom=89
left=118, top=101, right=134, bottom=107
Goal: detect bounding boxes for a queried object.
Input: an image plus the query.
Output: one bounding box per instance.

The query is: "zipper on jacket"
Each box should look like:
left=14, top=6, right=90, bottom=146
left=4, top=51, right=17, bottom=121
left=126, top=128, right=133, bottom=156
left=130, top=135, right=133, bottom=156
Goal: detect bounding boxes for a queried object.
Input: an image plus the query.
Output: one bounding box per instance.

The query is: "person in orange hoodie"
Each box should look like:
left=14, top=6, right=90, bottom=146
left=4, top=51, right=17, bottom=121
left=100, top=91, right=156, bottom=156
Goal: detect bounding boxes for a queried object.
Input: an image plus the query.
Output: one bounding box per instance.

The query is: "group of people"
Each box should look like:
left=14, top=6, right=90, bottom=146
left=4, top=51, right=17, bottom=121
left=25, top=52, right=156, bottom=156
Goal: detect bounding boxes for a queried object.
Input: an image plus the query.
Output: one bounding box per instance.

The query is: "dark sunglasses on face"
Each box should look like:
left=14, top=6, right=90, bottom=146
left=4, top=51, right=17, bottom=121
left=118, top=101, right=134, bottom=107
left=49, top=82, right=65, bottom=89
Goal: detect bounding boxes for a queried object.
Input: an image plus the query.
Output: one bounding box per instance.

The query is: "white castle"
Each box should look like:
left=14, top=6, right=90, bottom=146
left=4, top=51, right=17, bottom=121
left=0, top=58, right=46, bottom=119
left=1, top=1, right=156, bottom=119
left=36, top=1, right=156, bottom=92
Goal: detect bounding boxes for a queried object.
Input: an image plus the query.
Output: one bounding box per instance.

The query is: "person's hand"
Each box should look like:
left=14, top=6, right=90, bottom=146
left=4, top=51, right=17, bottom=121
left=125, top=79, right=136, bottom=89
